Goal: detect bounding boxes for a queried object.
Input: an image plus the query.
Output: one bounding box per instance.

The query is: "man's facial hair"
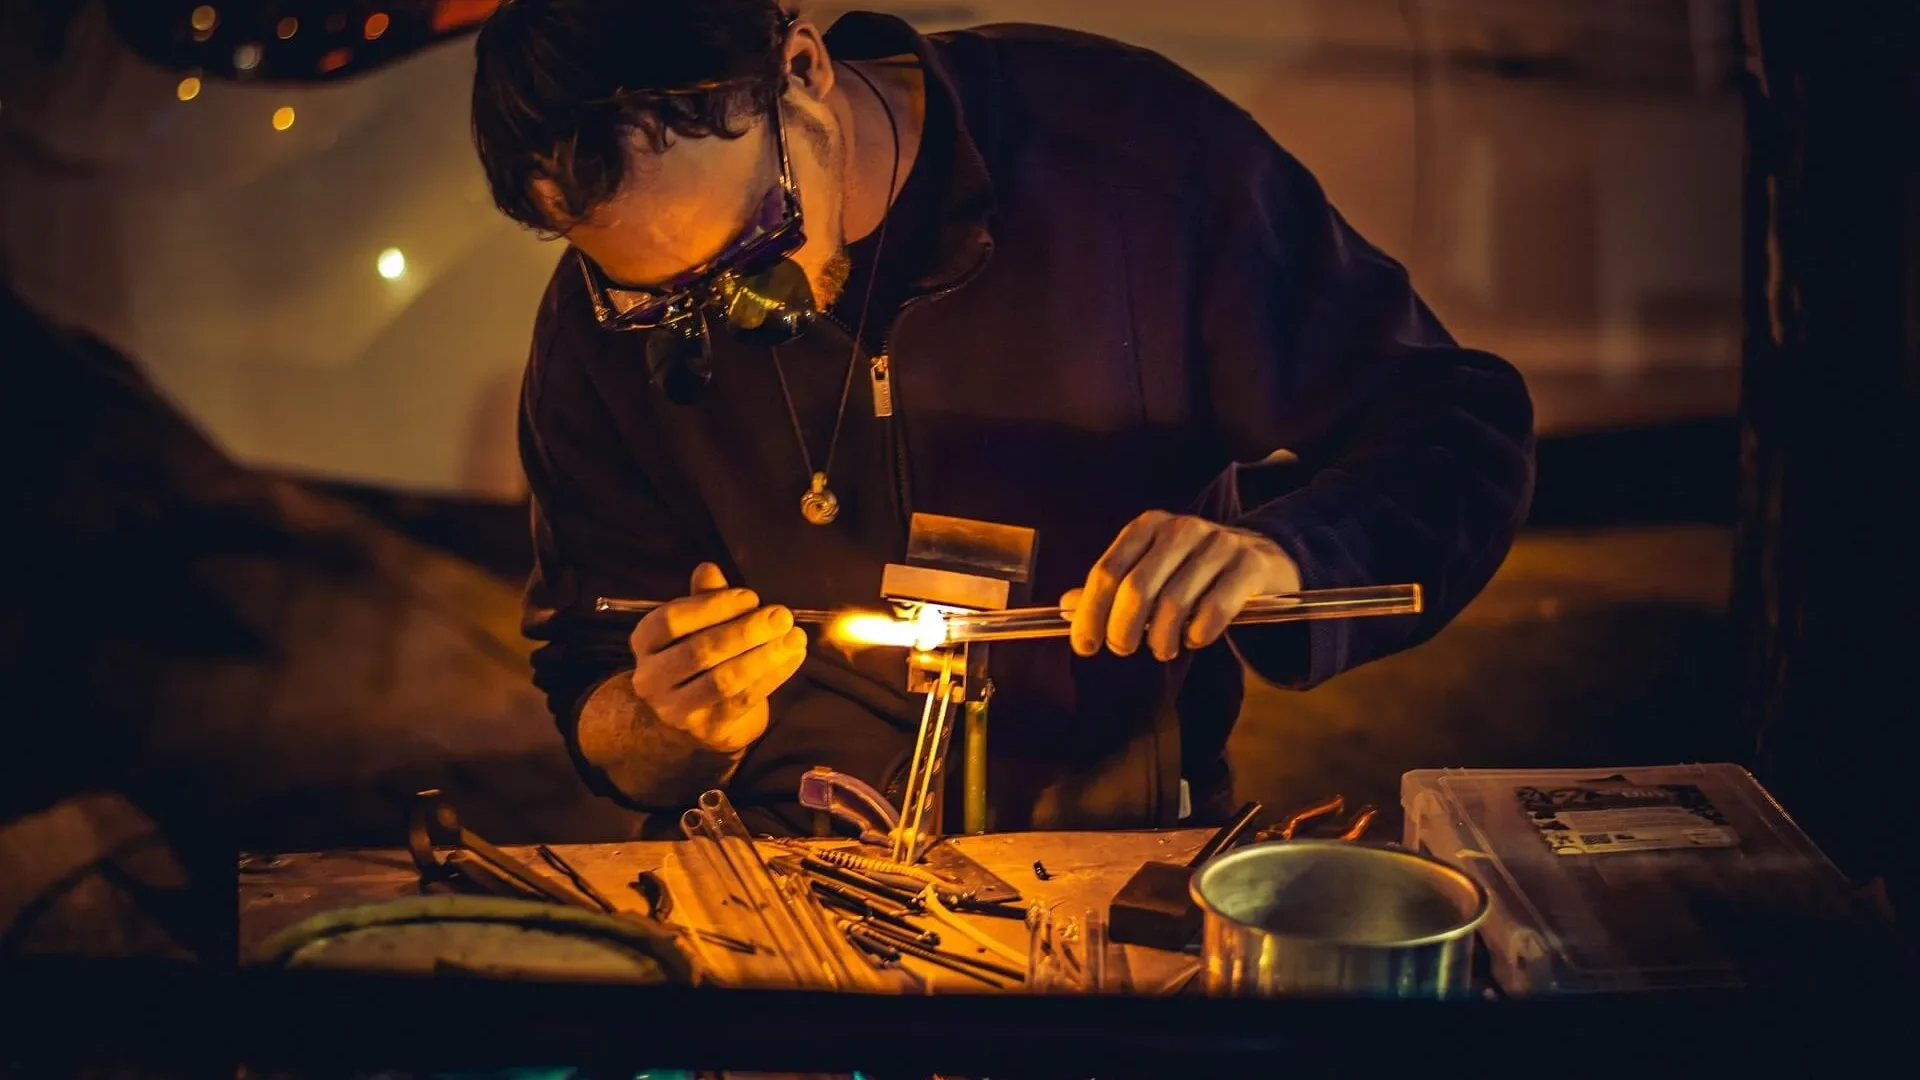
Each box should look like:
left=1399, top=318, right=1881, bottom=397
left=788, top=105, right=851, bottom=310
left=813, top=246, right=852, bottom=308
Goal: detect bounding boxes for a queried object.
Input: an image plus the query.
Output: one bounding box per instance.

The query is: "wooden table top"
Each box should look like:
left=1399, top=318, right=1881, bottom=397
left=239, top=829, right=1212, bottom=995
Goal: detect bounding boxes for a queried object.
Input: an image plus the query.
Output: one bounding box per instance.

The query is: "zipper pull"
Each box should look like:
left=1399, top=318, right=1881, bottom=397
left=868, top=353, right=895, bottom=418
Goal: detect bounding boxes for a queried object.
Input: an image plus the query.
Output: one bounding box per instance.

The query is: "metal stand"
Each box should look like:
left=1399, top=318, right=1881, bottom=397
left=881, top=514, right=1036, bottom=856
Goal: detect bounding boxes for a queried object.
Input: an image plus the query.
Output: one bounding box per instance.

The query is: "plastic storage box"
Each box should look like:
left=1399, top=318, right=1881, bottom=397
left=1401, top=763, right=1868, bottom=995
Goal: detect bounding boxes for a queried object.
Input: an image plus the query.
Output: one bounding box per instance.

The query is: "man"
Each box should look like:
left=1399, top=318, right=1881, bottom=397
left=470, top=1, right=1534, bottom=835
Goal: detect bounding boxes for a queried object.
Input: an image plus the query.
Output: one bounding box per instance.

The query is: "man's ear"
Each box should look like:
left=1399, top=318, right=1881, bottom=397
left=783, top=19, right=835, bottom=102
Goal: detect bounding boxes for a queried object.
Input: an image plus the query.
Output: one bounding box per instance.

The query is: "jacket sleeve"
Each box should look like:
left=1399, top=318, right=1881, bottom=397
left=1191, top=114, right=1536, bottom=689
left=519, top=284, right=725, bottom=806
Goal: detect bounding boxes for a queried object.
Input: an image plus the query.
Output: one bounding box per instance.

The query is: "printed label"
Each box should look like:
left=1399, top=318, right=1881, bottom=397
left=1517, top=779, right=1739, bottom=855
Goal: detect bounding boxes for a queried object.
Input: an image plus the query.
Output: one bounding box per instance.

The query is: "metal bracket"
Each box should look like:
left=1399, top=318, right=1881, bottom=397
left=880, top=514, right=1038, bottom=845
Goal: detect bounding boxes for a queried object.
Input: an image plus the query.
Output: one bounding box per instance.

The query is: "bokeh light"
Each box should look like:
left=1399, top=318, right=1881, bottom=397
left=271, top=106, right=296, bottom=131
left=176, top=77, right=202, bottom=102
left=277, top=17, right=299, bottom=39
left=190, top=6, right=218, bottom=33
left=234, top=43, right=262, bottom=71
left=377, top=248, right=408, bottom=280
left=364, top=13, right=391, bottom=41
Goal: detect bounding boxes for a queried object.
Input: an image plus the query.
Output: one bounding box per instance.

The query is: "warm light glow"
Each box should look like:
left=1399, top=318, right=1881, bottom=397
left=318, top=47, right=352, bottom=74
left=377, top=248, right=408, bottom=280
left=234, top=43, right=261, bottom=71
left=271, top=106, right=296, bottom=131
left=364, top=13, right=391, bottom=40
left=827, top=608, right=948, bottom=651
left=828, top=613, right=919, bottom=649
left=432, top=1, right=506, bottom=34
left=176, top=77, right=201, bottom=102
left=190, top=6, right=218, bottom=33
left=277, top=17, right=299, bottom=39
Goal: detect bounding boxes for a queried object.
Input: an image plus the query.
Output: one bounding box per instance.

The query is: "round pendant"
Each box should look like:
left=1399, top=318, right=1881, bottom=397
left=800, top=471, right=840, bottom=525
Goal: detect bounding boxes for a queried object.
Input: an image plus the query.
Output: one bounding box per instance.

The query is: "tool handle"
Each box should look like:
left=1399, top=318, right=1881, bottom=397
left=1187, top=801, right=1265, bottom=869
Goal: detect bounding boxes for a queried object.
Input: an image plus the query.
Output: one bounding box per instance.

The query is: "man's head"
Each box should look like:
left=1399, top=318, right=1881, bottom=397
left=471, top=0, right=854, bottom=310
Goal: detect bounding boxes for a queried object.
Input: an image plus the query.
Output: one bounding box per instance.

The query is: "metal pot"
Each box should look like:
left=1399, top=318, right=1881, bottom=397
left=1189, top=840, right=1489, bottom=998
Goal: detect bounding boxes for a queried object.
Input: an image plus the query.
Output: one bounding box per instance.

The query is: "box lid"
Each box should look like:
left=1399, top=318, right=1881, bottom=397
left=1401, top=763, right=1869, bottom=994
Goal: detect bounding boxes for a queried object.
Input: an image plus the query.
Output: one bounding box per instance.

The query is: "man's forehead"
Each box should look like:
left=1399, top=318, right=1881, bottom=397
left=557, top=125, right=768, bottom=283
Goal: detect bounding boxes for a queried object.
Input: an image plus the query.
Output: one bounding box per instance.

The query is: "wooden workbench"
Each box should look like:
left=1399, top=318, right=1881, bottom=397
left=239, top=830, right=1211, bottom=994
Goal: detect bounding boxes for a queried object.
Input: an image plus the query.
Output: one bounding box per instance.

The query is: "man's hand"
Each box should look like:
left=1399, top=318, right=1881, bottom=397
left=1063, top=512, right=1302, bottom=662
left=626, top=562, right=809, bottom=754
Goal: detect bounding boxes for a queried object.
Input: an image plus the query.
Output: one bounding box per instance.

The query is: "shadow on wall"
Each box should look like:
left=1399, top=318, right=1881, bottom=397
left=0, top=284, right=640, bottom=955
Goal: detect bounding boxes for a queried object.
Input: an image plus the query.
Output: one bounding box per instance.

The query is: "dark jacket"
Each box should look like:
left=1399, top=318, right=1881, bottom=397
left=517, top=14, right=1535, bottom=835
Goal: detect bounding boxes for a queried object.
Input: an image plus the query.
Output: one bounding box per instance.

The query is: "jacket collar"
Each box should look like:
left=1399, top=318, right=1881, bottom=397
left=824, top=12, right=998, bottom=292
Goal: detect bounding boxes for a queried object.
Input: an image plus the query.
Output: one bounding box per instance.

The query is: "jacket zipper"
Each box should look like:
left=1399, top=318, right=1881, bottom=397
left=825, top=237, right=993, bottom=545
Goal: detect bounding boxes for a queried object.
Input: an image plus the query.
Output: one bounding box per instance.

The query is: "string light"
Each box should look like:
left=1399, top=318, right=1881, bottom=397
left=176, top=77, right=202, bottom=102
left=234, top=43, right=261, bottom=71
left=277, top=17, right=299, bottom=40
left=377, top=248, right=408, bottom=280
left=190, top=6, right=218, bottom=33
left=272, top=106, right=296, bottom=131
left=364, top=13, right=391, bottom=40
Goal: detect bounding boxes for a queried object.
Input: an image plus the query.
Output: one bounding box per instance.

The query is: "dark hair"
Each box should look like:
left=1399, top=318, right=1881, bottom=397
left=471, top=0, right=791, bottom=234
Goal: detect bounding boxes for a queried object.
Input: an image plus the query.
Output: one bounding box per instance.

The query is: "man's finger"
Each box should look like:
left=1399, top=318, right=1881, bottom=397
left=655, top=604, right=793, bottom=687
left=1185, top=554, right=1266, bottom=650
left=736, top=628, right=808, bottom=702
left=1146, top=531, right=1236, bottom=661
left=1107, top=517, right=1211, bottom=656
left=690, top=561, right=729, bottom=594
left=1072, top=512, right=1166, bottom=656
left=661, top=628, right=807, bottom=714
left=630, top=588, right=760, bottom=655
left=687, top=633, right=804, bottom=752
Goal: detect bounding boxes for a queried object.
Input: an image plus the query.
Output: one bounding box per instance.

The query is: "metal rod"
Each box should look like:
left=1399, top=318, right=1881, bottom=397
left=892, top=661, right=947, bottom=864
left=963, top=699, right=990, bottom=835
left=896, top=658, right=960, bottom=865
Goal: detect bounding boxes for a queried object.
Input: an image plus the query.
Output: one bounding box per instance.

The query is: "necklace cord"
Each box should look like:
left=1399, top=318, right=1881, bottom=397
left=773, top=61, right=903, bottom=486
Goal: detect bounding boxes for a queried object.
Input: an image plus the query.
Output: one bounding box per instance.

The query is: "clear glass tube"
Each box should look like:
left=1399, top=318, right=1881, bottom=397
left=695, top=790, right=857, bottom=990
left=938, top=583, right=1421, bottom=645
left=595, top=596, right=837, bottom=623
left=683, top=803, right=812, bottom=986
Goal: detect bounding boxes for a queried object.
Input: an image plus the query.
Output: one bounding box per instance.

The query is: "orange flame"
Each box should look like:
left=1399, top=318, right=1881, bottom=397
left=826, top=608, right=948, bottom=651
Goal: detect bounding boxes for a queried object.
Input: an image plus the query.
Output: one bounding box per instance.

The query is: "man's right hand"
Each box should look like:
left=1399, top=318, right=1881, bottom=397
left=627, top=562, right=809, bottom=755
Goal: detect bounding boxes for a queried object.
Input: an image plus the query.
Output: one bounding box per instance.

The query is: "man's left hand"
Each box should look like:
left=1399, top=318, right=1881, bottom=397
left=1062, top=512, right=1302, bottom=662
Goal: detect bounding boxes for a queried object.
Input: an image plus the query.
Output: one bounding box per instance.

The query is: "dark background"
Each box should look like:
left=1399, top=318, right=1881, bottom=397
left=0, top=0, right=1912, bottom=975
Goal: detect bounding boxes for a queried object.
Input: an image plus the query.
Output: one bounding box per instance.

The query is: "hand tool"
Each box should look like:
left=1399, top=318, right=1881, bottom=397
left=921, top=887, right=1028, bottom=968
left=845, top=922, right=1022, bottom=987
left=789, top=851, right=926, bottom=909
left=536, top=845, right=617, bottom=914
left=808, top=879, right=937, bottom=945
left=1254, top=794, right=1347, bottom=843
left=629, top=870, right=761, bottom=955
left=408, top=790, right=599, bottom=912
left=1107, top=801, right=1264, bottom=951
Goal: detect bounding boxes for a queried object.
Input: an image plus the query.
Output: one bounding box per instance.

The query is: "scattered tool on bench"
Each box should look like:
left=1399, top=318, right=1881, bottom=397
left=1107, top=801, right=1265, bottom=952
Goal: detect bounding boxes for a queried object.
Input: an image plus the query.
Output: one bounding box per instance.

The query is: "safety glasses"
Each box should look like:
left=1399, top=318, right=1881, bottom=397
left=576, top=104, right=811, bottom=338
